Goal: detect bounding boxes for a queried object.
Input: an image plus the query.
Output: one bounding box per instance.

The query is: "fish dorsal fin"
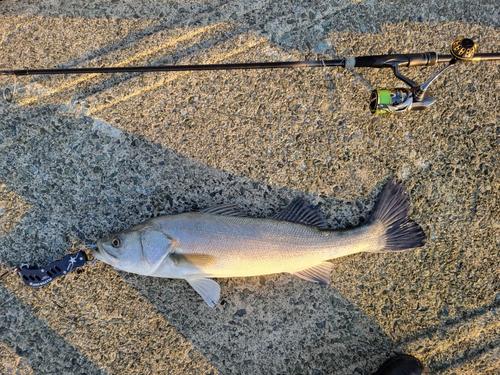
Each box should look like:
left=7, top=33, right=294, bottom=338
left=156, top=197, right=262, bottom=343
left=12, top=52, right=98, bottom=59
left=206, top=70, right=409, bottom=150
left=200, top=203, right=247, bottom=217
left=274, top=197, right=331, bottom=229
left=292, top=262, right=333, bottom=285
left=185, top=278, right=221, bottom=308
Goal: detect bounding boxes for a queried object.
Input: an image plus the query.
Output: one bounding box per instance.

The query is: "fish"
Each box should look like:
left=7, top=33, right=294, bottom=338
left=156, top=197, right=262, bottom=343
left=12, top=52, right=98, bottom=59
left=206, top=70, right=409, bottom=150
left=91, top=179, right=425, bottom=307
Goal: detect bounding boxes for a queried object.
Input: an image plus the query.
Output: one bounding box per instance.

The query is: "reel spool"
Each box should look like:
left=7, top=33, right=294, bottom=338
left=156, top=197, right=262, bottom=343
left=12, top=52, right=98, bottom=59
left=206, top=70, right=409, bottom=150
left=369, top=88, right=413, bottom=114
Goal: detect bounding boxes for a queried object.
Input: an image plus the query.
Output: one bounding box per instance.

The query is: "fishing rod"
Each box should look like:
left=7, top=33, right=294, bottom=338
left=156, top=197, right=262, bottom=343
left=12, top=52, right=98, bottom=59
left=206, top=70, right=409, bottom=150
left=1, top=38, right=499, bottom=114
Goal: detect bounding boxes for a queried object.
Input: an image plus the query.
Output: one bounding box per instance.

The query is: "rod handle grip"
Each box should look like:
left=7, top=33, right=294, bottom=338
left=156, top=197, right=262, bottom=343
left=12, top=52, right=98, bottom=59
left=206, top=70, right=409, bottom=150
left=354, top=52, right=438, bottom=68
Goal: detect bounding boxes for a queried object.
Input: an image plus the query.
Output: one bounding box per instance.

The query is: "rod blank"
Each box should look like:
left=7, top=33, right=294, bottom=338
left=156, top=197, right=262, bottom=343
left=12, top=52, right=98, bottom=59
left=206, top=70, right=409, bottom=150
left=0, top=60, right=345, bottom=76
left=1, top=52, right=499, bottom=77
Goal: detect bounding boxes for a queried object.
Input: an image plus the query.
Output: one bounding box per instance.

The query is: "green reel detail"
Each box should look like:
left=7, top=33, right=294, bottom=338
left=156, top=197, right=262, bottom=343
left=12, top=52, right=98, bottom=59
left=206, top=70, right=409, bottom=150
left=370, top=90, right=392, bottom=114
left=369, top=88, right=413, bottom=114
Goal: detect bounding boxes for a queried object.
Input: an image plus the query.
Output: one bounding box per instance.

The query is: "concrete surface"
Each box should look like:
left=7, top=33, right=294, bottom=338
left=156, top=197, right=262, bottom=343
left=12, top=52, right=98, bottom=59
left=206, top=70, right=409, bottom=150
left=0, top=0, right=499, bottom=374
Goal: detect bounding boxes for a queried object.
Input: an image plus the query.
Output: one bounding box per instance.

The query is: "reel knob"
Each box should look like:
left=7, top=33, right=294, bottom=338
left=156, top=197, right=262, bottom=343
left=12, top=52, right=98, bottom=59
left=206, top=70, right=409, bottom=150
left=450, top=38, right=477, bottom=60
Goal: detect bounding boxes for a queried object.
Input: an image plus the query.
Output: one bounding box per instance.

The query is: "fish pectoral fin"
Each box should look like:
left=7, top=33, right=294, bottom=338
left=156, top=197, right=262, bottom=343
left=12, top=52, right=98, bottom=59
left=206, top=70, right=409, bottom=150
left=185, top=278, right=221, bottom=308
left=292, top=262, right=333, bottom=286
left=170, top=253, right=217, bottom=268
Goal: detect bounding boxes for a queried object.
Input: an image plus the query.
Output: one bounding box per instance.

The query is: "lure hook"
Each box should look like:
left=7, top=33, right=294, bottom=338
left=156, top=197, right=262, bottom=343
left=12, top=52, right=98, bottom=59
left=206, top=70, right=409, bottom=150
left=0, top=267, right=18, bottom=282
left=3, top=74, right=17, bottom=102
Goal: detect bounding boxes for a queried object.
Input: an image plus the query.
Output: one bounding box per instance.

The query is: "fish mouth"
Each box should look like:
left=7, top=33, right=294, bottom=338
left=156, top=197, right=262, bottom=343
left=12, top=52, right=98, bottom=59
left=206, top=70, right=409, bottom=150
left=90, top=240, right=119, bottom=265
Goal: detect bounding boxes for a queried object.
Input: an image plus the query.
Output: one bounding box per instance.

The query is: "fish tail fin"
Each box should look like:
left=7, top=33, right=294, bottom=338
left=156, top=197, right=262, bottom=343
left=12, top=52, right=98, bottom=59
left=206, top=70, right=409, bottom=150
left=366, top=179, right=426, bottom=252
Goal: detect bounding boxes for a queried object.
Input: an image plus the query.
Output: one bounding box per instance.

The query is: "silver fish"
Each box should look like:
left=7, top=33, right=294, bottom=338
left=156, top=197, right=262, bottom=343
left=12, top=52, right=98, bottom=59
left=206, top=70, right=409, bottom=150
left=92, top=179, right=425, bottom=307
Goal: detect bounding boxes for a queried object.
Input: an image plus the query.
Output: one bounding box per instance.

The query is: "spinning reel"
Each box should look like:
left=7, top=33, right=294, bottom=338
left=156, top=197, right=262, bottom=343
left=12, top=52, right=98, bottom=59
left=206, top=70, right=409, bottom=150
left=369, top=38, right=478, bottom=114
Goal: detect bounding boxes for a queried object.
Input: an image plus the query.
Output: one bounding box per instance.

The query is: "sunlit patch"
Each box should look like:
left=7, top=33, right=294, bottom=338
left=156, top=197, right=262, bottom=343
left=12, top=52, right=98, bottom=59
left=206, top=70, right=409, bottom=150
left=3, top=264, right=218, bottom=374
left=17, top=22, right=235, bottom=107
left=89, top=36, right=266, bottom=114
left=0, top=184, right=31, bottom=235
left=0, top=15, right=162, bottom=96
left=401, top=308, right=500, bottom=373
left=85, top=30, right=351, bottom=195
left=0, top=342, right=34, bottom=375
left=440, top=345, right=500, bottom=375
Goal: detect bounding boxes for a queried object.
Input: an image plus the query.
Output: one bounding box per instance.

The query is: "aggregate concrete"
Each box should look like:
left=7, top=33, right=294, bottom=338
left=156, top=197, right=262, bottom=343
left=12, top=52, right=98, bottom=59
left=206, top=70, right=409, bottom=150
left=0, top=1, right=499, bottom=374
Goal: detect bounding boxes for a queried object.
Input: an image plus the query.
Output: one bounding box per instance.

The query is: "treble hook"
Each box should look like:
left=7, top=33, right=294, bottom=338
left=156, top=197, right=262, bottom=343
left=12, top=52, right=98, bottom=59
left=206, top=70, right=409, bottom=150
left=0, top=267, right=18, bottom=282
left=3, top=74, right=17, bottom=102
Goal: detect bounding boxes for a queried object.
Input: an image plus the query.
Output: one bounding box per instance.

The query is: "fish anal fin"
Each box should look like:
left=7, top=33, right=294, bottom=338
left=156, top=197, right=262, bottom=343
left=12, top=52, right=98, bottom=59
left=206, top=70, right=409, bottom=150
left=170, top=253, right=217, bottom=268
left=185, top=278, right=221, bottom=308
left=292, top=262, right=333, bottom=286
left=274, top=197, right=331, bottom=229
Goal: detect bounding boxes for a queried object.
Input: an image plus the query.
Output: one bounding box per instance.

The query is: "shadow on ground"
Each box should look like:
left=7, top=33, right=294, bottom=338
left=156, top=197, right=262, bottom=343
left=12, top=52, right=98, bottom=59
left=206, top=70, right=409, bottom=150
left=0, top=1, right=499, bottom=374
left=1, top=103, right=396, bottom=374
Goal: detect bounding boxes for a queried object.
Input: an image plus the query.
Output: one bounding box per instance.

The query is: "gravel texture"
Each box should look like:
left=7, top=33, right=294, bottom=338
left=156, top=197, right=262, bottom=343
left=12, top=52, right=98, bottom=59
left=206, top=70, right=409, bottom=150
left=0, top=0, right=499, bottom=374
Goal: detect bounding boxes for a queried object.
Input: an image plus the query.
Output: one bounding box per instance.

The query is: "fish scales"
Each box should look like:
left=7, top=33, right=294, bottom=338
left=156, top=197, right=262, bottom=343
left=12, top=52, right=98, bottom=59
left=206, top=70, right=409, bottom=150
left=92, top=179, right=425, bottom=307
left=150, top=213, right=382, bottom=277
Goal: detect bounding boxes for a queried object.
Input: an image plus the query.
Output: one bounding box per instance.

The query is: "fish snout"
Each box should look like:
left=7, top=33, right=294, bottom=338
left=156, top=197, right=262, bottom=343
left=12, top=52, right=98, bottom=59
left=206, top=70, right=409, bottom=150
left=89, top=241, right=107, bottom=260
left=87, top=242, right=99, bottom=255
left=84, top=243, right=99, bottom=260
left=91, top=240, right=121, bottom=266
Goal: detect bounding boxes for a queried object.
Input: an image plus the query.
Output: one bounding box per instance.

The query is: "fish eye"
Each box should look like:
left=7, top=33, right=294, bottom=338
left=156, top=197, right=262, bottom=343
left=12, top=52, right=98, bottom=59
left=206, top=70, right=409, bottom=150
left=111, top=237, right=122, bottom=248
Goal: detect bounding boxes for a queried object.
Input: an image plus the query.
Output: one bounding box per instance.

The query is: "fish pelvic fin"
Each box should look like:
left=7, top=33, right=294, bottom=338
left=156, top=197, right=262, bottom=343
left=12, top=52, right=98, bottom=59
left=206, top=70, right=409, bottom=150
left=292, top=261, right=333, bottom=285
left=186, top=278, right=221, bottom=308
left=367, top=178, right=426, bottom=252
